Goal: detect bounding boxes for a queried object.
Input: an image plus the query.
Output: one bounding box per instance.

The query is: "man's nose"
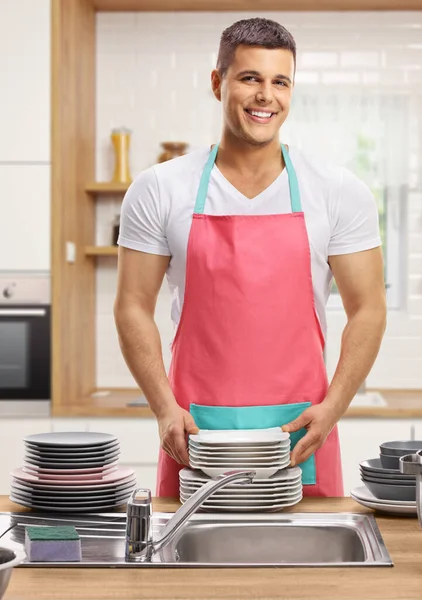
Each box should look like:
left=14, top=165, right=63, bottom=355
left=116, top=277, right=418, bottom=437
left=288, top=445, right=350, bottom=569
left=255, top=81, right=273, bottom=104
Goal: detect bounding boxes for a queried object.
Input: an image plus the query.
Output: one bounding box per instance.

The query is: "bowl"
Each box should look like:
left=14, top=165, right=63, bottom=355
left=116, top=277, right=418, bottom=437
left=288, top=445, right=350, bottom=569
left=363, top=479, right=416, bottom=502
left=379, top=453, right=401, bottom=470
left=360, top=472, right=415, bottom=486
left=380, top=440, right=422, bottom=457
left=0, top=547, right=24, bottom=599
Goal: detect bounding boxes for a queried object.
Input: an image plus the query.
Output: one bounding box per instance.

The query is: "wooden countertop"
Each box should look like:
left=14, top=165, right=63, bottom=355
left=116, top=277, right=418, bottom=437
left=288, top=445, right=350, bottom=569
left=3, top=495, right=422, bottom=600
left=53, top=389, right=422, bottom=419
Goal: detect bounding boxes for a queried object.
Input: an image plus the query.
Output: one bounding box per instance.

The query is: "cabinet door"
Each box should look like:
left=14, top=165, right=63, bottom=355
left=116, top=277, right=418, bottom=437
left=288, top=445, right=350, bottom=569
left=0, top=165, right=50, bottom=271
left=0, top=418, right=51, bottom=494
left=337, top=419, right=413, bottom=495
left=0, top=0, right=50, bottom=162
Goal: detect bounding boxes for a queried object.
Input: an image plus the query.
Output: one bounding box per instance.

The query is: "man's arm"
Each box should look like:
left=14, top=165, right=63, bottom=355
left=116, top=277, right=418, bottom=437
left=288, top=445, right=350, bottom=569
left=323, top=246, right=387, bottom=417
left=283, top=247, right=387, bottom=466
left=114, top=246, right=198, bottom=465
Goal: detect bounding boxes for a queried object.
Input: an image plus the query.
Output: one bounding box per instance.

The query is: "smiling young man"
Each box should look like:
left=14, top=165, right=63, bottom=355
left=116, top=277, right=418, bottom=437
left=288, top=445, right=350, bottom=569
left=114, top=18, right=387, bottom=498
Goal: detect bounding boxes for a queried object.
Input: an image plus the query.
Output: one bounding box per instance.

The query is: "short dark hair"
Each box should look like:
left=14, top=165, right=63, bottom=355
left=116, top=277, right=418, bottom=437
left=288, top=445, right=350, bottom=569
left=216, top=18, right=296, bottom=77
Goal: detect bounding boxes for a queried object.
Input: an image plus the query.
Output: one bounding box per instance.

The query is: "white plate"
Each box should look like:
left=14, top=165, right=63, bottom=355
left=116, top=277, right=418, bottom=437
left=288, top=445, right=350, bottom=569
left=351, top=485, right=416, bottom=506
left=9, top=495, right=128, bottom=512
left=189, top=439, right=290, bottom=453
left=188, top=448, right=290, bottom=461
left=180, top=484, right=303, bottom=500
left=191, top=428, right=289, bottom=445
left=12, top=478, right=136, bottom=497
left=189, top=456, right=290, bottom=467
left=350, top=487, right=417, bottom=516
left=23, top=456, right=119, bottom=469
left=11, top=487, right=135, bottom=505
left=180, top=466, right=301, bottom=483
left=180, top=492, right=303, bottom=507
left=180, top=479, right=302, bottom=494
left=195, top=465, right=286, bottom=479
left=23, top=432, right=118, bottom=447
left=180, top=495, right=303, bottom=512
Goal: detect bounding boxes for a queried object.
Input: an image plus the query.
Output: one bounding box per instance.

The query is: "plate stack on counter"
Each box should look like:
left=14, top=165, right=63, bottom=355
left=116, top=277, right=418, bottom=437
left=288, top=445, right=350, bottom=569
left=351, top=440, right=422, bottom=516
left=10, top=432, right=137, bottom=512
left=180, top=427, right=303, bottom=512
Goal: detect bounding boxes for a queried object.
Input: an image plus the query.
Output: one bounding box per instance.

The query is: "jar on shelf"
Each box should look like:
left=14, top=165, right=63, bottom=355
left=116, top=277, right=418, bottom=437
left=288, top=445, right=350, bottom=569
left=158, top=142, right=188, bottom=163
left=111, top=127, right=132, bottom=184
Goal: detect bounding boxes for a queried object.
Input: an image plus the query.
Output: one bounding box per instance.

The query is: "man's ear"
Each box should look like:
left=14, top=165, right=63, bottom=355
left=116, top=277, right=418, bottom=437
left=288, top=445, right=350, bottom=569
left=211, top=69, right=222, bottom=101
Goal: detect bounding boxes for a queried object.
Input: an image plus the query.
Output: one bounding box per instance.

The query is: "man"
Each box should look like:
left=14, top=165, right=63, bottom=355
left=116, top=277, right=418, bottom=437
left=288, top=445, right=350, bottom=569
left=114, top=18, right=387, bottom=498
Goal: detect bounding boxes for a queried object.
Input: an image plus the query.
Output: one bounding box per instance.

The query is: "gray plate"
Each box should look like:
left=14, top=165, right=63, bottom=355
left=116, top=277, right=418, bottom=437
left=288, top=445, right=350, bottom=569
left=24, top=448, right=120, bottom=463
left=10, top=486, right=135, bottom=505
left=24, top=443, right=120, bottom=458
left=361, top=472, right=415, bottom=486
left=23, top=454, right=119, bottom=469
left=379, top=440, right=422, bottom=457
left=23, top=432, right=118, bottom=448
left=363, top=479, right=416, bottom=502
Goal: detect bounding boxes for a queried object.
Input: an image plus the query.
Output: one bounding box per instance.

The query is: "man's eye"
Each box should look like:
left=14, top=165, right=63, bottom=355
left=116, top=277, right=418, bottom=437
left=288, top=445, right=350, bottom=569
left=242, top=76, right=257, bottom=82
left=275, top=80, right=287, bottom=86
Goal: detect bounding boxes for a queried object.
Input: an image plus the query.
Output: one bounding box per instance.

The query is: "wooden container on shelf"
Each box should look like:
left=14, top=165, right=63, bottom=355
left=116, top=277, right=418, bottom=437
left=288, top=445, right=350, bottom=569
left=158, top=142, right=188, bottom=163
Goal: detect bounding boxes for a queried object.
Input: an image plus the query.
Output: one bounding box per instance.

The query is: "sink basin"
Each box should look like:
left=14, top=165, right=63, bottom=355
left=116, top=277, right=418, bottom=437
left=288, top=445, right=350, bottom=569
left=0, top=511, right=392, bottom=568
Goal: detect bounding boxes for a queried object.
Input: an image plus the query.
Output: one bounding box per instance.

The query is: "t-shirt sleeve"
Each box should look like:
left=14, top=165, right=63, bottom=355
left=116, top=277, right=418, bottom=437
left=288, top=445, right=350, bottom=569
left=117, top=167, right=171, bottom=256
left=328, top=169, right=382, bottom=256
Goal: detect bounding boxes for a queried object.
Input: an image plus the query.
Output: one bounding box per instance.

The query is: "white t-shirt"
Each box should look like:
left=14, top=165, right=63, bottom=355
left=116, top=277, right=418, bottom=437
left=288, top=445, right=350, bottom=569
left=118, top=146, right=382, bottom=340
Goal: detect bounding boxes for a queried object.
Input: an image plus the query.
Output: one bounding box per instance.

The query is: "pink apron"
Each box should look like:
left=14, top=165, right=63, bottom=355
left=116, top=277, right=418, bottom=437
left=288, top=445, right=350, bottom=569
left=156, top=143, right=343, bottom=498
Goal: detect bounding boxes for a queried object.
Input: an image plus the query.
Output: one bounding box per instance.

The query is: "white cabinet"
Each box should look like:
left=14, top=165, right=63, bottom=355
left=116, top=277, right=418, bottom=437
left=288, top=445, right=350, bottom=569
left=0, top=165, right=50, bottom=271
left=337, top=419, right=414, bottom=495
left=0, top=418, right=51, bottom=494
left=0, top=0, right=50, bottom=162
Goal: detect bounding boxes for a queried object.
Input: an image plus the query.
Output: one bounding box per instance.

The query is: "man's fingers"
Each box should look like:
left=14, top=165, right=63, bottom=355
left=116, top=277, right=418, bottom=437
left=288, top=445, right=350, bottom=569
left=290, top=431, right=322, bottom=466
left=282, top=412, right=310, bottom=434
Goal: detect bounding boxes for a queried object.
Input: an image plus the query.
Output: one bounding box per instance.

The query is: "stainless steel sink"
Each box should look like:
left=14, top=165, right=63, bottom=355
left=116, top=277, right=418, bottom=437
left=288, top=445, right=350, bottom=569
left=0, top=511, right=393, bottom=568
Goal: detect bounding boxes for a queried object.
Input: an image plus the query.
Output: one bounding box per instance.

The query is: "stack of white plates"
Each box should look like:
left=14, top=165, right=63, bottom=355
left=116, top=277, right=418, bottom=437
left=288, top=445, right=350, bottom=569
left=10, top=432, right=137, bottom=512
left=188, top=428, right=291, bottom=478
left=180, top=466, right=303, bottom=512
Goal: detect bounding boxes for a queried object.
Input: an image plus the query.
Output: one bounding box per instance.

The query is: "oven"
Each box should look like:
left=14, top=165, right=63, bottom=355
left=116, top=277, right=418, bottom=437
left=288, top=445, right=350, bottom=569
left=0, top=274, right=50, bottom=414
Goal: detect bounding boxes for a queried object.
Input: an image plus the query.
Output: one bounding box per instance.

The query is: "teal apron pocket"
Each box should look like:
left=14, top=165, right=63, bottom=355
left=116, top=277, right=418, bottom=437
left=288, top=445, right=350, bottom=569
left=190, top=402, right=316, bottom=485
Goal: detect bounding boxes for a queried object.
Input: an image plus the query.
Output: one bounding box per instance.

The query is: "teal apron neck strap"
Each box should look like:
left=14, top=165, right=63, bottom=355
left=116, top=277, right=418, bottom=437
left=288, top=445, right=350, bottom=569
left=194, top=143, right=302, bottom=215
left=281, top=143, right=302, bottom=213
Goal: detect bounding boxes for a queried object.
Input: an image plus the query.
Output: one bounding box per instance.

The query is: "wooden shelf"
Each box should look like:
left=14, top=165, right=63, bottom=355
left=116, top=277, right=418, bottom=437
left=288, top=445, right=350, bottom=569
left=85, top=246, right=118, bottom=256
left=85, top=182, right=129, bottom=195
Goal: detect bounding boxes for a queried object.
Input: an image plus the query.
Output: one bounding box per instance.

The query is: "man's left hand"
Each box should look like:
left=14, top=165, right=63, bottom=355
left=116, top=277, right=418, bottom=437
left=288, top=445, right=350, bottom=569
left=281, top=403, right=338, bottom=466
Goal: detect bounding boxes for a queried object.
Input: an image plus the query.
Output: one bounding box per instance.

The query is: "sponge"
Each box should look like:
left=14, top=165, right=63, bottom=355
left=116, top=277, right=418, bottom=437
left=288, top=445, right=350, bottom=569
left=25, top=526, right=82, bottom=562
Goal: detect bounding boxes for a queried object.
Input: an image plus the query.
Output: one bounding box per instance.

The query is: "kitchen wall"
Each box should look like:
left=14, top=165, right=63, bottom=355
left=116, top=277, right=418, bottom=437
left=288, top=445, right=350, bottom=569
left=95, top=11, right=422, bottom=390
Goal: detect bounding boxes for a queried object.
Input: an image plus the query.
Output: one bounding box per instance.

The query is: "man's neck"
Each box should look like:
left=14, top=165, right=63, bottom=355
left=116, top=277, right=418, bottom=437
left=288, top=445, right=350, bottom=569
left=215, top=131, right=285, bottom=178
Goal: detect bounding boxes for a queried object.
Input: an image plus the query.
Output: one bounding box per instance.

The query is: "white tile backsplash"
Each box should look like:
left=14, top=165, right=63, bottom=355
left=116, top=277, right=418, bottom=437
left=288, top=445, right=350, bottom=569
left=95, top=10, right=422, bottom=389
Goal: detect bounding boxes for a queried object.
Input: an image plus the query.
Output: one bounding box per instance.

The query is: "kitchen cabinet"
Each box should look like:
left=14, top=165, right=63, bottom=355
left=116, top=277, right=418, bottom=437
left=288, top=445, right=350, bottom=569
left=0, top=165, right=50, bottom=271
left=0, top=0, right=50, bottom=162
left=337, top=418, right=414, bottom=494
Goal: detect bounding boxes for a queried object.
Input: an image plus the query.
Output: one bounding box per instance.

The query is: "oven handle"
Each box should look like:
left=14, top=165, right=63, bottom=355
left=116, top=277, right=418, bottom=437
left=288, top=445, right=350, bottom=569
left=0, top=309, right=47, bottom=317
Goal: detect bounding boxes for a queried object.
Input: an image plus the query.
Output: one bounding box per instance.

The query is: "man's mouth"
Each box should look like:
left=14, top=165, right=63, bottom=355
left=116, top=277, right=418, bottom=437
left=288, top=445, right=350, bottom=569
left=244, top=109, right=277, bottom=124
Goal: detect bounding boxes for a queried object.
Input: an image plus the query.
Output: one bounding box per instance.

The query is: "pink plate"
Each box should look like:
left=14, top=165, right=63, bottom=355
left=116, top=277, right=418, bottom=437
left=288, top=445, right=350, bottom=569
left=22, top=466, right=118, bottom=481
left=21, top=463, right=118, bottom=475
left=11, top=466, right=135, bottom=488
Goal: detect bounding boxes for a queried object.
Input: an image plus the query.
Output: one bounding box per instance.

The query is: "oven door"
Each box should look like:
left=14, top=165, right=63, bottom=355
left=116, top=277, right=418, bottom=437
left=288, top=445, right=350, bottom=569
left=0, top=305, right=51, bottom=400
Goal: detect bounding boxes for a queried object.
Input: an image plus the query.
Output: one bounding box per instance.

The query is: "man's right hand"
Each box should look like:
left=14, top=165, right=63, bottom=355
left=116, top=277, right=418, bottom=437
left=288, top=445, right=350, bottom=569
left=158, top=405, right=199, bottom=466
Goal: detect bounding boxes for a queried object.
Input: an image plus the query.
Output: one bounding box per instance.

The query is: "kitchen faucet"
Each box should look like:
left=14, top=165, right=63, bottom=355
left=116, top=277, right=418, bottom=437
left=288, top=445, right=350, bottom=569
left=125, top=469, right=256, bottom=562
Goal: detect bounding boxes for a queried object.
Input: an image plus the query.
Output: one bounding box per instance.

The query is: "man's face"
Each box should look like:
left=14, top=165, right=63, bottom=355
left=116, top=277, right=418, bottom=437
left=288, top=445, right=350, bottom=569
left=212, top=45, right=294, bottom=147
